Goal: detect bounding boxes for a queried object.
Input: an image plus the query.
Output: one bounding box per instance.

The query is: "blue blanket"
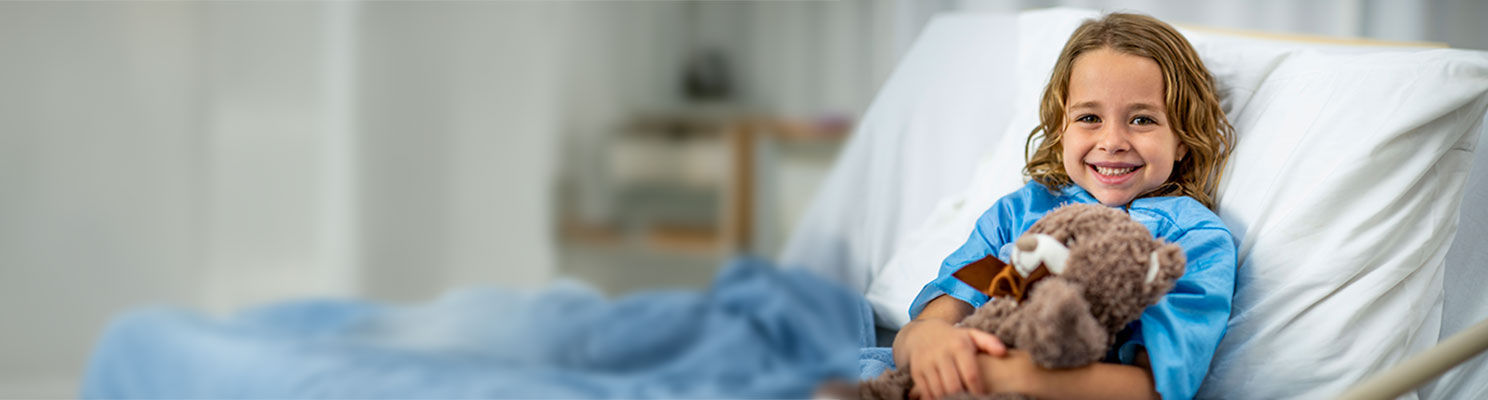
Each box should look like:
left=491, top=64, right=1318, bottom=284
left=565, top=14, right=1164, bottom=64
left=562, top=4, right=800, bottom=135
left=82, top=258, right=876, bottom=398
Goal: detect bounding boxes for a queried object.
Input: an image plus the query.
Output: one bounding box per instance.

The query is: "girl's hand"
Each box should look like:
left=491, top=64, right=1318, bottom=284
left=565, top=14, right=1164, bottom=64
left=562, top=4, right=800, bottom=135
left=895, top=318, right=1007, bottom=400
left=908, top=350, right=1036, bottom=400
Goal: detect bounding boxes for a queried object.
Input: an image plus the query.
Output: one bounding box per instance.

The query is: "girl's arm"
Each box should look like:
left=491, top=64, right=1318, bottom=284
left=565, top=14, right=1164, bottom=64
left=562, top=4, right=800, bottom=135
left=973, top=350, right=1159, bottom=400
left=906, top=350, right=1158, bottom=400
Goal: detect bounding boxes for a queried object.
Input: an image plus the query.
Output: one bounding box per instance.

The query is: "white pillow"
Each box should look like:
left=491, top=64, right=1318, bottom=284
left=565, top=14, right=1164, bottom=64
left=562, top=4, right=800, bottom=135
left=1176, top=19, right=1488, bottom=400
left=1199, top=48, right=1488, bottom=399
left=867, top=7, right=1488, bottom=399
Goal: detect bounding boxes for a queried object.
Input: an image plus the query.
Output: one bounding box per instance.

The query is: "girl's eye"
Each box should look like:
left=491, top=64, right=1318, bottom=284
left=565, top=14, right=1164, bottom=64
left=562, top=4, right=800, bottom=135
left=1076, top=114, right=1100, bottom=123
left=1131, top=116, right=1156, bottom=125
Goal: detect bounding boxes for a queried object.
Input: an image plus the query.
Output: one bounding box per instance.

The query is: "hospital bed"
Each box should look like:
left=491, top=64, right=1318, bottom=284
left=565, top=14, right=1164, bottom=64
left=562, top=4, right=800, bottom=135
left=82, top=7, right=1488, bottom=399
left=780, top=8, right=1488, bottom=399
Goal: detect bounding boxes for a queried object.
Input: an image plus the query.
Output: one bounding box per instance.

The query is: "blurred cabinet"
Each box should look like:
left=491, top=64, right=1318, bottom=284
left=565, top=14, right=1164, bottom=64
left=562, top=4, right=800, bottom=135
left=564, top=109, right=849, bottom=258
left=609, top=112, right=733, bottom=254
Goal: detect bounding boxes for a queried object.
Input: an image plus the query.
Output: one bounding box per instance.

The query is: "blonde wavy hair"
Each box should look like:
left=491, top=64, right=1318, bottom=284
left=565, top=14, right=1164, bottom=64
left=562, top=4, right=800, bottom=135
left=1023, top=12, right=1234, bottom=210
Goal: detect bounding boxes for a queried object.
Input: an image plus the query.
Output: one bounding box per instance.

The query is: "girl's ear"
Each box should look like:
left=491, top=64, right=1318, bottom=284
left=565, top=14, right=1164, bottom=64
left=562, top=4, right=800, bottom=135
left=1176, top=142, right=1189, bottom=162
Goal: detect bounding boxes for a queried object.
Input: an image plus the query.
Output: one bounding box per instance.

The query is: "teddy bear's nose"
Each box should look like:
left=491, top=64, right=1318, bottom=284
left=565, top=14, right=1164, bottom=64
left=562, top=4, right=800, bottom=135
left=1017, top=235, right=1038, bottom=252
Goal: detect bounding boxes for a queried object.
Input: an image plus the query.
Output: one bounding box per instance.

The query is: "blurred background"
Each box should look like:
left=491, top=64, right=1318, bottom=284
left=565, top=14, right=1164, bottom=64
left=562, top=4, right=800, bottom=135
left=3, top=0, right=1487, bottom=397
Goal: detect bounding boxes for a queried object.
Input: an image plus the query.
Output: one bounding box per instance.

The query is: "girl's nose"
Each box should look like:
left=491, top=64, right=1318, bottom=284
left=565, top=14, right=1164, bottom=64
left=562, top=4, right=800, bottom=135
left=1095, top=125, right=1132, bottom=153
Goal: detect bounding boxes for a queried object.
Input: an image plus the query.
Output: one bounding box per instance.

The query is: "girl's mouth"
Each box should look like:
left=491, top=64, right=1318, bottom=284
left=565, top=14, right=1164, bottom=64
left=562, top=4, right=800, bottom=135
left=1094, top=165, right=1137, bottom=176
left=1089, top=163, right=1141, bottom=184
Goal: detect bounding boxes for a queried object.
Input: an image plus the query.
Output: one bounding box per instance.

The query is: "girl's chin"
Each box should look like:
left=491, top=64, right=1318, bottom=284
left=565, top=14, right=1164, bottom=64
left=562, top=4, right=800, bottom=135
left=1089, top=191, right=1138, bottom=206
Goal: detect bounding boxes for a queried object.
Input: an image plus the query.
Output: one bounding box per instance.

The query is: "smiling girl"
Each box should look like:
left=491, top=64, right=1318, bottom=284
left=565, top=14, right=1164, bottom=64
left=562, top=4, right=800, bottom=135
left=891, top=13, right=1237, bottom=400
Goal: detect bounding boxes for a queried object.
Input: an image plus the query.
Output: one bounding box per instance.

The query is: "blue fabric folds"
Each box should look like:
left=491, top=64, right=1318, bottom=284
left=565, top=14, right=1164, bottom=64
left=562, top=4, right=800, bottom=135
left=857, top=347, right=896, bottom=381
left=81, top=257, right=873, bottom=399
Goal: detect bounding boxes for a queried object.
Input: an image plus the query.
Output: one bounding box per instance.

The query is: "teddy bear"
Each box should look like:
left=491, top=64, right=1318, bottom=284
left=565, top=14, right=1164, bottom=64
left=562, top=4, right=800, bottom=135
left=859, top=203, right=1187, bottom=400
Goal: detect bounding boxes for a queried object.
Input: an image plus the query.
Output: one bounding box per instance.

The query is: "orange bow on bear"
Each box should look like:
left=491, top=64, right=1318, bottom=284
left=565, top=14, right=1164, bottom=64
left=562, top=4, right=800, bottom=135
left=953, top=254, right=1051, bottom=301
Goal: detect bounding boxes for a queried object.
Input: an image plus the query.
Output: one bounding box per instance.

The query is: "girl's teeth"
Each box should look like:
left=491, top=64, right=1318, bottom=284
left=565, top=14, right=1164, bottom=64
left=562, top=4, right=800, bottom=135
left=1095, top=166, right=1136, bottom=176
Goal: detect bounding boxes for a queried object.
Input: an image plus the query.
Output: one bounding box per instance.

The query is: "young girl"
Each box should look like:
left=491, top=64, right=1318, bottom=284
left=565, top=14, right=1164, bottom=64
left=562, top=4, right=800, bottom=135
left=892, top=13, right=1237, bottom=400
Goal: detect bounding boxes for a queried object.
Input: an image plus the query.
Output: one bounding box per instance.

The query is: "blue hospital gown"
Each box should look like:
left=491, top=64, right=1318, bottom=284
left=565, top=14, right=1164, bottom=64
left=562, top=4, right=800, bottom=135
left=907, top=181, right=1237, bottom=400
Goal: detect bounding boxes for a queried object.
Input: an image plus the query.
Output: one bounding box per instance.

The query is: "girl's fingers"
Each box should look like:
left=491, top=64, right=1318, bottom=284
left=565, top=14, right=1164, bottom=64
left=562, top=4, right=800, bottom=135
left=938, top=360, right=965, bottom=398
left=954, top=349, right=985, bottom=395
left=914, top=365, right=940, bottom=400
left=968, top=330, right=1007, bottom=356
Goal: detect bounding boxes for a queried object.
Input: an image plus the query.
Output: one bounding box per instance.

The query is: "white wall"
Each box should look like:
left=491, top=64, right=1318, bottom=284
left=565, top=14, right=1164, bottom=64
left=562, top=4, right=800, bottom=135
left=355, top=2, right=565, bottom=301
left=735, top=1, right=896, bottom=119
left=197, top=1, right=361, bottom=312
left=557, top=2, right=689, bottom=227
left=0, top=3, right=205, bottom=393
left=0, top=2, right=568, bottom=395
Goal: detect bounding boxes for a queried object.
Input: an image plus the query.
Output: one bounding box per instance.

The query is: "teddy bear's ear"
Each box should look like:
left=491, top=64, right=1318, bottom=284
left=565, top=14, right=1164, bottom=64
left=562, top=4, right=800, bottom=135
left=1144, top=242, right=1186, bottom=301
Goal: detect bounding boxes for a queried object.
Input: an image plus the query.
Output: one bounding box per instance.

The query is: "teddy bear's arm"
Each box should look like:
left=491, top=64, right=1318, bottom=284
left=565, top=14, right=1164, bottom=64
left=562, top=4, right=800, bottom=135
left=1016, top=278, right=1109, bottom=369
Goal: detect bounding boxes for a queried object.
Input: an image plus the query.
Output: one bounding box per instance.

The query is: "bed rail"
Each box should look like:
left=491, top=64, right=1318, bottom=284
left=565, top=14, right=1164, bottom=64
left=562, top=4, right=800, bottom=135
left=1336, top=318, right=1488, bottom=400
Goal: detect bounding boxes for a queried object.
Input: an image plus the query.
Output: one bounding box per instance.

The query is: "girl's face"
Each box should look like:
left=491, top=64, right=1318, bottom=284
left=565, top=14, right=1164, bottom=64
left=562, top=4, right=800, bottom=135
left=1062, top=48, right=1188, bottom=207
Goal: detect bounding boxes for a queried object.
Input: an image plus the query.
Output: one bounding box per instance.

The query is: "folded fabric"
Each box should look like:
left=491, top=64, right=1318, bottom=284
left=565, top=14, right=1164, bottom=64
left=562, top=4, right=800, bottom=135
left=857, top=347, right=895, bottom=381
left=81, top=257, right=873, bottom=399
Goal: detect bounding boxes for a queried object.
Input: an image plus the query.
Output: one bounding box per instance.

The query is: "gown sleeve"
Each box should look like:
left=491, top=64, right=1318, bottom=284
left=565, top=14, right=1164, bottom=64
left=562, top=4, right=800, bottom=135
left=906, top=194, right=1023, bottom=319
left=1115, top=217, right=1237, bottom=400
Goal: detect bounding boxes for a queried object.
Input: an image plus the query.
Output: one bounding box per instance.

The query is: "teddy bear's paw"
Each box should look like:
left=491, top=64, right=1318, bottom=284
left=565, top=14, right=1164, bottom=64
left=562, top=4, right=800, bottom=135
left=856, top=369, right=912, bottom=400
left=1021, top=279, right=1108, bottom=369
left=814, top=379, right=862, bottom=400
left=959, top=298, right=1018, bottom=332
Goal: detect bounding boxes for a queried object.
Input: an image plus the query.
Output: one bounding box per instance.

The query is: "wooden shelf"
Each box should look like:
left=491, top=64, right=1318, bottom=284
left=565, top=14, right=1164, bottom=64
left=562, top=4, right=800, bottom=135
left=562, top=111, right=851, bottom=257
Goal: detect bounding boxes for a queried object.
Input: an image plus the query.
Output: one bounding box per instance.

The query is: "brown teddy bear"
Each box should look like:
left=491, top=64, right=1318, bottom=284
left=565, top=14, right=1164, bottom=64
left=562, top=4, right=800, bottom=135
left=860, top=203, right=1186, bottom=400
